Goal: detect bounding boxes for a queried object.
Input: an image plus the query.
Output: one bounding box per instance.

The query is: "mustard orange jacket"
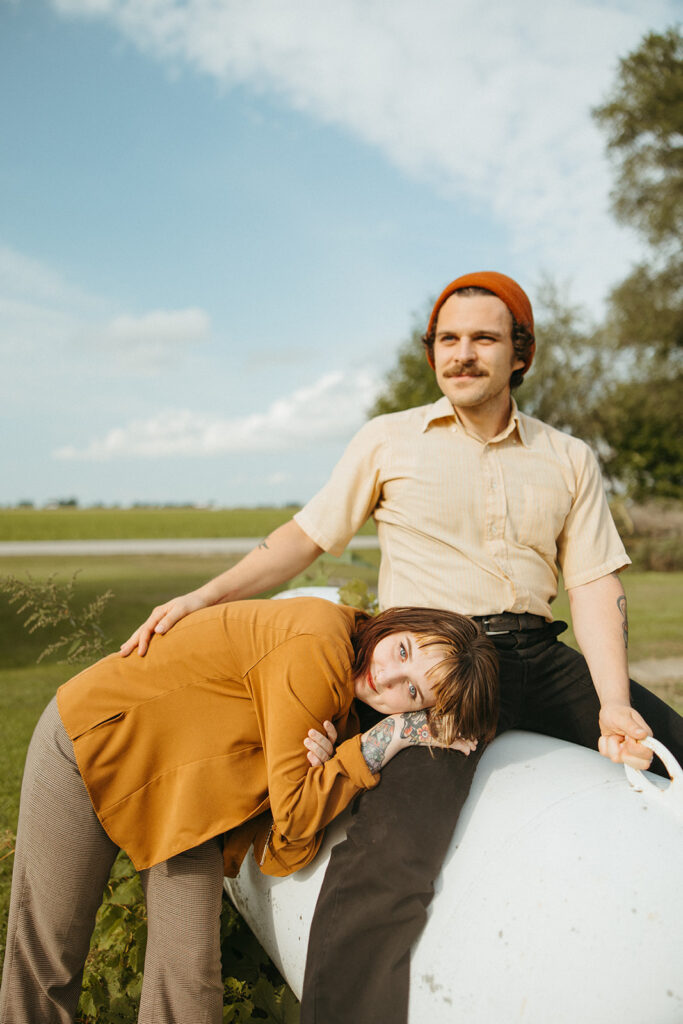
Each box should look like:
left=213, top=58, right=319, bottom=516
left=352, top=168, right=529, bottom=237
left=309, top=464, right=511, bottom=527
left=57, top=597, right=379, bottom=877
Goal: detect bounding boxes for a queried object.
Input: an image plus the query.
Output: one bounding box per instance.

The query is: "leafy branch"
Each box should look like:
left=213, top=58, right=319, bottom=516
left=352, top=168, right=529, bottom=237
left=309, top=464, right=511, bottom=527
left=337, top=578, right=379, bottom=614
left=0, top=572, right=113, bottom=663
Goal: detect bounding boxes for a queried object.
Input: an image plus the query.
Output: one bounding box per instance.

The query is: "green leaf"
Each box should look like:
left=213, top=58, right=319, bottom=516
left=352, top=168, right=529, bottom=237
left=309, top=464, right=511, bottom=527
left=108, top=876, right=144, bottom=906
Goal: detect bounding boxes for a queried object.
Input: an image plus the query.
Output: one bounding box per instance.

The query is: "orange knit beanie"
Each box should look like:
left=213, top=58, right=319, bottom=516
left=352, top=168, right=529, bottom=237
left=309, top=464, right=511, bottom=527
left=425, top=271, right=535, bottom=372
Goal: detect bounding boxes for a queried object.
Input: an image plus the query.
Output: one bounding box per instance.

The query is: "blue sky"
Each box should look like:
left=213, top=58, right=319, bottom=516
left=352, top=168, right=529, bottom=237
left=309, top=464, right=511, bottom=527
left=1, top=0, right=677, bottom=508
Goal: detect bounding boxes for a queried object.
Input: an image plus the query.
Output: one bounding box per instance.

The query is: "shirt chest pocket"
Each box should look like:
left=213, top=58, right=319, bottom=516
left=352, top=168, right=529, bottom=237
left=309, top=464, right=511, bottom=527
left=508, top=482, right=573, bottom=558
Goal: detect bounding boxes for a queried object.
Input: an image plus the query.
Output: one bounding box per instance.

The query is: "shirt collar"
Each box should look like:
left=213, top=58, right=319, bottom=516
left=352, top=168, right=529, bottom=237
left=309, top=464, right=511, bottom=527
left=421, top=395, right=456, bottom=430
left=422, top=395, right=528, bottom=446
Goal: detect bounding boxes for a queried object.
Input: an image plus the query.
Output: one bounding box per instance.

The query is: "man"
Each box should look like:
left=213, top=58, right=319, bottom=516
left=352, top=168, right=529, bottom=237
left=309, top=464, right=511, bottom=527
left=123, top=271, right=682, bottom=1023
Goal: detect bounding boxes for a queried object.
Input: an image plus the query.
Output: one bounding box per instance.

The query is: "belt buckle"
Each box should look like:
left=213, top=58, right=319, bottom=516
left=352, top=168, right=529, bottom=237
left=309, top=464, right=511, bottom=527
left=482, top=615, right=512, bottom=636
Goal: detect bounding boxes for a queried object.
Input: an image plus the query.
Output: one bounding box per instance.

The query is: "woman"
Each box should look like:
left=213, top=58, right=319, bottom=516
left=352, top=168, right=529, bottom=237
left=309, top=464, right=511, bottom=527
left=0, top=596, right=498, bottom=1024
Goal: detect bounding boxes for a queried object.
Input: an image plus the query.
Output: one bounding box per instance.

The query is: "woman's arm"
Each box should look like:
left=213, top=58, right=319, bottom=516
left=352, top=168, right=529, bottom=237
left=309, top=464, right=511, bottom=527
left=251, top=634, right=379, bottom=875
left=306, top=713, right=477, bottom=772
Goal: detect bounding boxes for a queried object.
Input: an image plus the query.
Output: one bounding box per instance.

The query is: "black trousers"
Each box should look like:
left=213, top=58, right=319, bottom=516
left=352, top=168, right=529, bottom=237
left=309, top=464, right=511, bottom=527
left=299, top=624, right=683, bottom=1024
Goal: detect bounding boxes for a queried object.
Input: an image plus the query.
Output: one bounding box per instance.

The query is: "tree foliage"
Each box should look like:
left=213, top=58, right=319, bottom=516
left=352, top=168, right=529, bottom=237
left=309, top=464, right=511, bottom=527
left=368, top=313, right=441, bottom=418
left=597, top=371, right=683, bottom=499
left=594, top=25, right=682, bottom=498
left=593, top=26, right=683, bottom=248
left=513, top=281, right=606, bottom=447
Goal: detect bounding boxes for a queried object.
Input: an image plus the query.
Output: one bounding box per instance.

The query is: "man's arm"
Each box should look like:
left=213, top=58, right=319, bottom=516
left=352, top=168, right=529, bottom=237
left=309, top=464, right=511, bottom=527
left=120, top=519, right=323, bottom=656
left=567, top=572, right=652, bottom=769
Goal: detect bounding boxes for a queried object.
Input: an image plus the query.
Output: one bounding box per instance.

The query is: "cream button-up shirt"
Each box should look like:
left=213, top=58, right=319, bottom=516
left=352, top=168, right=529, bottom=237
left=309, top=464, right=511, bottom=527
left=295, top=397, right=630, bottom=619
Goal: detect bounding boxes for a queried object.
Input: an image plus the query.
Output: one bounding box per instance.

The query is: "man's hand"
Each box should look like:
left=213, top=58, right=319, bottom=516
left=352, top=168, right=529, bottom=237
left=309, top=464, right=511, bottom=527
left=598, top=703, right=653, bottom=770
left=304, top=721, right=338, bottom=767
left=119, top=590, right=207, bottom=657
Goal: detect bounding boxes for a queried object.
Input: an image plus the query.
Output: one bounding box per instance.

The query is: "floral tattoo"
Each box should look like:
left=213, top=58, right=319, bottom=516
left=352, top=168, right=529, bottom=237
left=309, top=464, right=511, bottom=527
left=399, top=711, right=432, bottom=745
left=361, top=718, right=396, bottom=773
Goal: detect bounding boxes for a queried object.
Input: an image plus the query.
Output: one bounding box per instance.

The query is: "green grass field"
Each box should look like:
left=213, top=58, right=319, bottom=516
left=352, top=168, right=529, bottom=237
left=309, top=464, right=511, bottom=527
left=0, top=506, right=377, bottom=541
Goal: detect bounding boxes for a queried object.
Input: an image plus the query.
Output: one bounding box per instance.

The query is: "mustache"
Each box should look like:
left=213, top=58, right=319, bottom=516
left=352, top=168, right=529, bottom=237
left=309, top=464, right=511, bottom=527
left=442, top=362, right=488, bottom=378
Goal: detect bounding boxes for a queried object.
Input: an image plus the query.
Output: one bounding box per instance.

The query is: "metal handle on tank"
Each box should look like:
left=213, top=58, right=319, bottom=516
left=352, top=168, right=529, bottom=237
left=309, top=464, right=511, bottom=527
left=624, top=736, right=683, bottom=819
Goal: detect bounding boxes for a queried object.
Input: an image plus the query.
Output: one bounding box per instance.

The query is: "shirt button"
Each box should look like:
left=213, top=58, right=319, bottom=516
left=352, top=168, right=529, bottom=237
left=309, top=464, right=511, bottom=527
left=491, top=526, right=498, bottom=535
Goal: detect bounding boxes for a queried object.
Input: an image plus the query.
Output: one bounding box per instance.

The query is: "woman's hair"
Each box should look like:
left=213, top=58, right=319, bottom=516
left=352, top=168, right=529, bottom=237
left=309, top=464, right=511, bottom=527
left=351, top=607, right=499, bottom=745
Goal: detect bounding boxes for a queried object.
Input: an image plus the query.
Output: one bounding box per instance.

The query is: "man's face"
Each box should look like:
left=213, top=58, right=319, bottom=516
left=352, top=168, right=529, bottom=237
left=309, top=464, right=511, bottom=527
left=432, top=293, right=524, bottom=412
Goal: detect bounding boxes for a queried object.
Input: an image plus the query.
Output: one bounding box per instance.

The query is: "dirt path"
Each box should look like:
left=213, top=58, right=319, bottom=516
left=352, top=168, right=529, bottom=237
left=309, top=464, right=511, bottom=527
left=630, top=657, right=683, bottom=686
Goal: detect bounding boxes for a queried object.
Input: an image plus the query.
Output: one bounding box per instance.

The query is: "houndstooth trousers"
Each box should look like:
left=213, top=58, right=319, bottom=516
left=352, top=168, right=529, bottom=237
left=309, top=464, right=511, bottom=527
left=0, top=698, right=225, bottom=1024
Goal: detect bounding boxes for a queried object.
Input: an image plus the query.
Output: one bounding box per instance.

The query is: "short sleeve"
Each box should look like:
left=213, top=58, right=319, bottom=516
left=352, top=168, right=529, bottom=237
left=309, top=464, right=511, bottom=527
left=294, top=418, right=387, bottom=556
left=557, top=441, right=631, bottom=588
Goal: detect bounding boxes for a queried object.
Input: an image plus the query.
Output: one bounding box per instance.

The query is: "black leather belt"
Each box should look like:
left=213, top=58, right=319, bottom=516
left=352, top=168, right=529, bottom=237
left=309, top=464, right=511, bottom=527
left=473, top=612, right=548, bottom=635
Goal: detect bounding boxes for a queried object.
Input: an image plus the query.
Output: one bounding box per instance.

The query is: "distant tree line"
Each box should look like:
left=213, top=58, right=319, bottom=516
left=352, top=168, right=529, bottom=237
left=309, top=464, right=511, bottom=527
left=371, top=27, right=682, bottom=501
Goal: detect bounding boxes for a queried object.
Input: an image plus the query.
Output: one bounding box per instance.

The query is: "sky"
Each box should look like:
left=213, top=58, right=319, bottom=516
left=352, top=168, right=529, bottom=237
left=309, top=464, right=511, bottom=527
left=1, top=0, right=678, bottom=508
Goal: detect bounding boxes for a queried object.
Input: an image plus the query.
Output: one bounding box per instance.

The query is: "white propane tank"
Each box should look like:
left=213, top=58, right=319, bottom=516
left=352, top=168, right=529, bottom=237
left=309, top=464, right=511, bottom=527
left=225, top=588, right=683, bottom=1022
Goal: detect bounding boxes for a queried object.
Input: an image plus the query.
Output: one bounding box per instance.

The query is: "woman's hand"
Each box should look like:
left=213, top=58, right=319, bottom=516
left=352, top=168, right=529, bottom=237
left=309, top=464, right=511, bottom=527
left=119, top=590, right=208, bottom=657
left=304, top=721, right=338, bottom=767
left=447, top=735, right=478, bottom=755
left=398, top=711, right=477, bottom=754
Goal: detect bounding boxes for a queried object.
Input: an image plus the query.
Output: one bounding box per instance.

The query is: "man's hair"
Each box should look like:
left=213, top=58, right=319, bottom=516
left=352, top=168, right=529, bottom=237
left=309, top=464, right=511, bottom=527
left=351, top=606, right=499, bottom=745
left=421, top=285, right=534, bottom=390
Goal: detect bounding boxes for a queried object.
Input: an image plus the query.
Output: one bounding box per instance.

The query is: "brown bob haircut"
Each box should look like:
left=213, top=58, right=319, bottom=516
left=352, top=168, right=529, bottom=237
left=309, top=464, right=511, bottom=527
left=351, top=607, right=499, bottom=746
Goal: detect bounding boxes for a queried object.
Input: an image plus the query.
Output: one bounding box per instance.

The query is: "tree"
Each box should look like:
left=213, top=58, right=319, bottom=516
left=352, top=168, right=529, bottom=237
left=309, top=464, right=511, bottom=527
left=512, top=281, right=606, bottom=448
left=593, top=25, right=682, bottom=366
left=598, top=371, right=683, bottom=499
left=368, top=312, right=441, bottom=419
left=593, top=26, right=683, bottom=250
left=592, top=26, right=682, bottom=498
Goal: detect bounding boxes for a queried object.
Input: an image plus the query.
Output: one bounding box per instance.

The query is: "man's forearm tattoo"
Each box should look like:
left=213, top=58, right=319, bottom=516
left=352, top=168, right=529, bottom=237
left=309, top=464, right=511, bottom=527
left=617, top=594, right=628, bottom=649
left=361, top=718, right=395, bottom=773
left=257, top=539, right=270, bottom=551
left=399, top=711, right=432, bottom=745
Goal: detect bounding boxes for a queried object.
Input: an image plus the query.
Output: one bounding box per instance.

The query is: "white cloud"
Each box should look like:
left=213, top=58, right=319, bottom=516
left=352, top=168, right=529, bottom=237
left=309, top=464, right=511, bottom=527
left=50, top=0, right=678, bottom=308
left=0, top=243, right=210, bottom=368
left=54, top=369, right=380, bottom=459
left=91, top=308, right=211, bottom=362
left=0, top=244, right=106, bottom=362
left=0, top=244, right=98, bottom=309
left=102, top=309, right=210, bottom=347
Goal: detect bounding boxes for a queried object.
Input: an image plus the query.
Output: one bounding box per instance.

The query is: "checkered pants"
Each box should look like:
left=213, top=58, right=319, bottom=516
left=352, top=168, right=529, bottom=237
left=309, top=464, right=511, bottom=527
left=0, top=698, right=225, bottom=1024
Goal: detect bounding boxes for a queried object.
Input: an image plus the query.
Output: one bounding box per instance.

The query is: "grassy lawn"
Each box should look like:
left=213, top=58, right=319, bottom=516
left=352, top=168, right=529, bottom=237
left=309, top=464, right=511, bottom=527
left=553, top=571, right=683, bottom=662
left=0, top=506, right=378, bottom=540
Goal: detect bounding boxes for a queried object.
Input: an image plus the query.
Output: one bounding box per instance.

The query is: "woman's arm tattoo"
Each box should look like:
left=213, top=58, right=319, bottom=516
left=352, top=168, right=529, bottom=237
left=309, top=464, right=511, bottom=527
left=399, top=711, right=432, bottom=745
left=361, top=718, right=396, bottom=773
left=617, top=594, right=628, bottom=649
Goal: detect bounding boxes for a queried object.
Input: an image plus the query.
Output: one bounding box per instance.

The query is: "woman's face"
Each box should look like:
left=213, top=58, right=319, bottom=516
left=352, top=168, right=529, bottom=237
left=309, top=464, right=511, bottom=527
left=353, top=632, right=443, bottom=715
